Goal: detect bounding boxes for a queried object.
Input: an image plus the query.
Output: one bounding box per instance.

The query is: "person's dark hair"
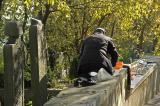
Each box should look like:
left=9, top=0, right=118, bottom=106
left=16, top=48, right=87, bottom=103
left=94, top=28, right=106, bottom=34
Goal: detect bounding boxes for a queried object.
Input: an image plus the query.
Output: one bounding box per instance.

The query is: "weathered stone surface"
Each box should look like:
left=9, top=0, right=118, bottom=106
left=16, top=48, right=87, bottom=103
left=3, top=22, right=24, bottom=106
left=44, top=81, right=116, bottom=106
left=144, top=92, right=160, bottom=106
left=31, top=18, right=43, bottom=30
left=29, top=19, right=47, bottom=106
left=44, top=57, right=160, bottom=106
left=125, top=63, right=157, bottom=106
left=44, top=69, right=128, bottom=106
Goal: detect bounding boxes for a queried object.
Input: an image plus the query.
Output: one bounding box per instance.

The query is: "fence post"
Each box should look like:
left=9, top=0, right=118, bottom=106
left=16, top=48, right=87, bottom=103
left=3, top=21, right=24, bottom=106
left=29, top=18, right=47, bottom=106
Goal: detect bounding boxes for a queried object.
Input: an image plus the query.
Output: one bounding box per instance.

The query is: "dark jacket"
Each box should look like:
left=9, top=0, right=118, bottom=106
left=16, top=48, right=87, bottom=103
left=78, top=33, right=118, bottom=75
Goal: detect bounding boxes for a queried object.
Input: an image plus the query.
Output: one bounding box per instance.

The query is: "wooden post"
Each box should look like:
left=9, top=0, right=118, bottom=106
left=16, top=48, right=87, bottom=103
left=3, top=21, right=24, bottom=106
left=29, top=18, right=47, bottom=106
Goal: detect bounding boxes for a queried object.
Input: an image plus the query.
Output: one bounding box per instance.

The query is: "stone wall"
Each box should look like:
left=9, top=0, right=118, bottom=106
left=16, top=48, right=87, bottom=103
left=125, top=63, right=159, bottom=106
left=44, top=69, right=129, bottom=106
left=44, top=57, right=160, bottom=106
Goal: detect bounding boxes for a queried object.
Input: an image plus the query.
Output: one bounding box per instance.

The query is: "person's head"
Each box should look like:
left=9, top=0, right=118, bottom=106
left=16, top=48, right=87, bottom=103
left=93, top=28, right=106, bottom=35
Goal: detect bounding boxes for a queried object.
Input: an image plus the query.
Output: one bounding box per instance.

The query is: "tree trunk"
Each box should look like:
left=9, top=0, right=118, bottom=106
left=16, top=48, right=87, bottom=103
left=22, top=6, right=28, bottom=33
left=42, top=4, right=51, bottom=27
left=0, top=0, right=4, bottom=19
left=137, top=26, right=145, bottom=57
left=111, top=20, right=116, bottom=37
left=0, top=0, right=3, bottom=10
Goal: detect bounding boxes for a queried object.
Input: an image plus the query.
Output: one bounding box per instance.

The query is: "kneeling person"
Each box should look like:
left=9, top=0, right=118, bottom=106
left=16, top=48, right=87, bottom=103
left=76, top=28, right=118, bottom=86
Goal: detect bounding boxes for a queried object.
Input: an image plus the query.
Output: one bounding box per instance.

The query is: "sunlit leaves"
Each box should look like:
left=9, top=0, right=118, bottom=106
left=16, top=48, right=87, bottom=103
left=24, top=0, right=32, bottom=9
left=2, top=1, right=24, bottom=21
left=89, top=1, right=113, bottom=19
left=57, top=1, right=71, bottom=18
left=47, top=0, right=55, bottom=6
left=1, top=0, right=160, bottom=66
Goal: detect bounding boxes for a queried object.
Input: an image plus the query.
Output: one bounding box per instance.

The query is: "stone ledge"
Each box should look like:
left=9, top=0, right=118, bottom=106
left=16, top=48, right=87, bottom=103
left=44, top=57, right=160, bottom=106
left=44, top=68, right=128, bottom=106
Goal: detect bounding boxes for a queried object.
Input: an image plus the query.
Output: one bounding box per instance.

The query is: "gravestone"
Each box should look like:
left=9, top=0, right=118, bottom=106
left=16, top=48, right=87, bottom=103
left=29, top=18, right=47, bottom=106
left=3, top=21, right=24, bottom=106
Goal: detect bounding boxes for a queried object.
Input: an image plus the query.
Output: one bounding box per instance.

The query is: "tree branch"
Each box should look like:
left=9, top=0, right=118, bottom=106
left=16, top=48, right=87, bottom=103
left=97, top=14, right=109, bottom=26
left=42, top=4, right=51, bottom=26
left=0, top=0, right=3, bottom=10
left=22, top=5, right=28, bottom=33
left=111, top=19, right=116, bottom=37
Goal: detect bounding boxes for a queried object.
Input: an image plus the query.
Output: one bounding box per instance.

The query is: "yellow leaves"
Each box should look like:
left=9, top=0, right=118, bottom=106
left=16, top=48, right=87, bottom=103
left=89, top=1, right=113, bottom=20
left=119, top=17, right=133, bottom=30
left=57, top=1, right=71, bottom=18
left=91, top=10, right=100, bottom=19
left=57, top=1, right=68, bottom=11
left=35, top=2, right=39, bottom=7
left=24, top=0, right=55, bottom=10
left=24, top=0, right=31, bottom=8
left=47, top=0, right=55, bottom=6
left=154, top=4, right=159, bottom=10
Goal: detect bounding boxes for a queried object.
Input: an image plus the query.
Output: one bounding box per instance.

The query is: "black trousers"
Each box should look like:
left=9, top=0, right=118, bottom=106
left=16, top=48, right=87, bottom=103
left=78, top=63, right=113, bottom=78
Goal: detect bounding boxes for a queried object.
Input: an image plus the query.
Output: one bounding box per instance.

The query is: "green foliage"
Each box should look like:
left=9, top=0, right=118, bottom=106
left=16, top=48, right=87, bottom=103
left=24, top=66, right=31, bottom=82
left=154, top=36, right=160, bottom=56
left=118, top=56, right=123, bottom=62
left=25, top=100, right=32, bottom=106
left=0, top=0, right=159, bottom=89
left=69, top=56, right=79, bottom=79
left=2, top=1, right=24, bottom=21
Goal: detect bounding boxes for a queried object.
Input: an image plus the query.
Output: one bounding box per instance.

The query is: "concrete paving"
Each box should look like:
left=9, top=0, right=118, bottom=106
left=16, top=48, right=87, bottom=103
left=144, top=92, right=160, bottom=106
